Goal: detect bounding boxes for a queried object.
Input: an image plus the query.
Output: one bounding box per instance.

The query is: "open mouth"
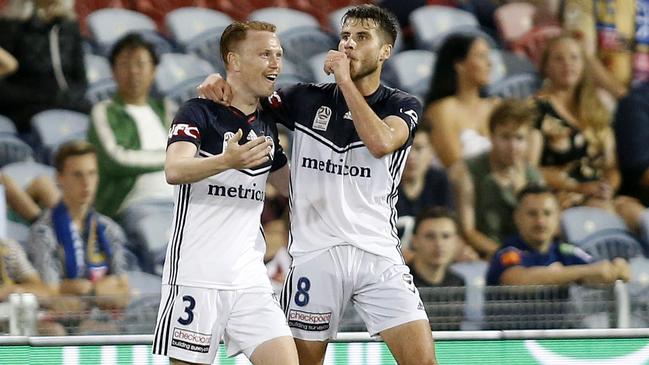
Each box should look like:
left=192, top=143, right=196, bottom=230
left=265, top=74, right=278, bottom=82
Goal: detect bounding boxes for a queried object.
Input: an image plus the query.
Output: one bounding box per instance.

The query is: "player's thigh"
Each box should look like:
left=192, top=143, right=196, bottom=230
left=249, top=335, right=298, bottom=365
left=153, top=285, right=223, bottom=365
left=293, top=338, right=328, bottom=365
left=353, top=263, right=428, bottom=336
left=381, top=320, right=437, bottom=365
left=280, top=254, right=348, bottom=342
left=224, top=291, right=294, bottom=359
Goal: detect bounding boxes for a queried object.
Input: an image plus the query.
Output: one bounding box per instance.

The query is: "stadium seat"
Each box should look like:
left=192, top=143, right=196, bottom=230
left=387, top=50, right=436, bottom=100
left=154, top=53, right=216, bottom=104
left=501, top=50, right=538, bottom=76
left=248, top=7, right=319, bottom=34
left=512, top=25, right=562, bottom=65
left=131, top=0, right=196, bottom=30
left=279, top=27, right=338, bottom=65
left=450, top=260, right=488, bottom=330
left=489, top=49, right=507, bottom=84
left=494, top=2, right=536, bottom=47
left=0, top=136, right=34, bottom=168
left=486, top=73, right=540, bottom=99
left=165, top=7, right=232, bottom=48
left=84, top=54, right=113, bottom=85
left=275, top=74, right=305, bottom=89
left=184, top=28, right=227, bottom=74
left=6, top=221, right=29, bottom=246
left=308, top=52, right=335, bottom=84
left=1, top=161, right=55, bottom=190
left=410, top=6, right=479, bottom=51
left=561, top=206, right=645, bottom=261
left=0, top=115, right=17, bottom=135
left=30, top=110, right=90, bottom=163
left=75, top=0, right=126, bottom=37
left=637, top=209, right=649, bottom=254
left=85, top=79, right=117, bottom=105
left=120, top=199, right=174, bottom=274
left=87, top=8, right=159, bottom=56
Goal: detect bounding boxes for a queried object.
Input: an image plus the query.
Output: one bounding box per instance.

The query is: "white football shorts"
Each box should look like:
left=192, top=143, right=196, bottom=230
left=153, top=284, right=292, bottom=363
left=281, top=245, right=428, bottom=341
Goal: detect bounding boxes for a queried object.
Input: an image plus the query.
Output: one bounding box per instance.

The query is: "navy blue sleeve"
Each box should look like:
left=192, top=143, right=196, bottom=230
left=167, top=99, right=210, bottom=148
left=383, top=92, right=422, bottom=148
left=260, top=84, right=308, bottom=130
left=614, top=85, right=649, bottom=175
left=486, top=247, right=524, bottom=285
left=269, top=122, right=288, bottom=172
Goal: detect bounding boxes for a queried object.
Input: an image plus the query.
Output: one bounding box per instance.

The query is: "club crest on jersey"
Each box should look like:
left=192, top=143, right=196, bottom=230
left=313, top=106, right=331, bottom=131
left=222, top=131, right=236, bottom=153
left=169, top=123, right=200, bottom=140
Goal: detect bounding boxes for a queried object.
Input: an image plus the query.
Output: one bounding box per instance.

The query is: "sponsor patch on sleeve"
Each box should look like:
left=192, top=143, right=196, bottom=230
left=169, top=123, right=201, bottom=140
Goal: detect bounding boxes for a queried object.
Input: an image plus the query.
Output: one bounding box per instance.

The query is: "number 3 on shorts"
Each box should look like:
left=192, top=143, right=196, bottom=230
left=294, top=277, right=310, bottom=307
left=178, top=295, right=196, bottom=325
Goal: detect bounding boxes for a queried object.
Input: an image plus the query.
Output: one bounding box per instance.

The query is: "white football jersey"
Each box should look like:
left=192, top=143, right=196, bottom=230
left=262, top=83, right=421, bottom=265
left=162, top=99, right=287, bottom=289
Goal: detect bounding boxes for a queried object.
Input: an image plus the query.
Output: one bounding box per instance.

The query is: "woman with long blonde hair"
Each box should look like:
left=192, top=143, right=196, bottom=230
left=531, top=34, right=643, bottom=227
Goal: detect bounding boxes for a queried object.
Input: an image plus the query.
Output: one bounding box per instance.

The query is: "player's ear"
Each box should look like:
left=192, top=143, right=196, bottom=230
left=227, top=52, right=241, bottom=71
left=379, top=43, right=392, bottom=62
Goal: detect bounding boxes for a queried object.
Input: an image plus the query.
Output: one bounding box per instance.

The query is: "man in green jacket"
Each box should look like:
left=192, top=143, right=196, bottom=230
left=87, top=33, right=176, bottom=219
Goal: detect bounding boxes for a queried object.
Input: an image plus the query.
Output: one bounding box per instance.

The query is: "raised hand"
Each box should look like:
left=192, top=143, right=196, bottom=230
left=323, top=50, right=352, bottom=84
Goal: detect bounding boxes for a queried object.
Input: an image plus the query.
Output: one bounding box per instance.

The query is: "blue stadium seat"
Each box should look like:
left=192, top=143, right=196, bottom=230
left=450, top=260, right=488, bottom=330
left=561, top=206, right=645, bottom=261
left=249, top=7, right=319, bottom=34
left=489, top=49, right=507, bottom=84
left=154, top=53, right=215, bottom=104
left=184, top=28, right=226, bottom=75
left=1, top=161, right=54, bottom=190
left=486, top=73, right=540, bottom=99
left=30, top=109, right=90, bottom=163
left=387, top=49, right=436, bottom=100
left=280, top=27, right=338, bottom=65
left=0, top=136, right=34, bottom=167
left=84, top=54, right=113, bottom=85
left=410, top=6, right=479, bottom=51
left=501, top=50, right=537, bottom=76
left=85, top=79, right=117, bottom=104
left=165, top=7, right=232, bottom=48
left=0, top=115, right=17, bottom=135
left=307, top=52, right=335, bottom=84
left=87, top=8, right=158, bottom=56
left=120, top=199, right=173, bottom=274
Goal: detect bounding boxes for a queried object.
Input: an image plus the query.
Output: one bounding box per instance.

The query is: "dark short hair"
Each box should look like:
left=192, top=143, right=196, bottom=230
left=414, top=207, right=458, bottom=234
left=109, top=32, right=159, bottom=67
left=516, top=184, right=553, bottom=205
left=220, top=21, right=277, bottom=66
left=54, top=140, right=96, bottom=172
left=342, top=4, right=399, bottom=46
left=488, top=99, right=538, bottom=133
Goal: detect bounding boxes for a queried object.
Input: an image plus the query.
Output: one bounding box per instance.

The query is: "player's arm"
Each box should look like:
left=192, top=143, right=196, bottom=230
left=325, top=50, right=409, bottom=158
left=500, top=261, right=618, bottom=286
left=449, top=162, right=500, bottom=257
left=268, top=164, right=289, bottom=197
left=166, top=129, right=272, bottom=184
